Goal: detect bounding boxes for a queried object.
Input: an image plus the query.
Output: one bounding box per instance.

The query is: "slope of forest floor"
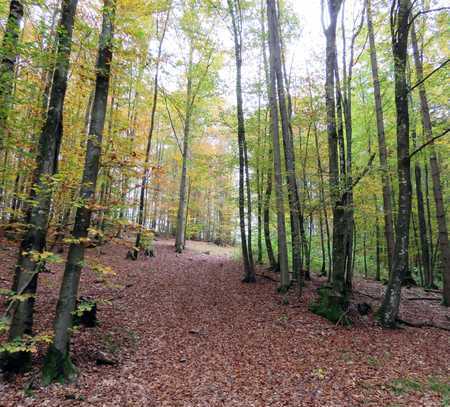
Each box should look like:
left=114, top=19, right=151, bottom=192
left=0, top=238, right=449, bottom=406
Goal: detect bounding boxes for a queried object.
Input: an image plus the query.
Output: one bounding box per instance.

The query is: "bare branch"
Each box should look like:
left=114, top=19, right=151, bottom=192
left=409, top=128, right=449, bottom=159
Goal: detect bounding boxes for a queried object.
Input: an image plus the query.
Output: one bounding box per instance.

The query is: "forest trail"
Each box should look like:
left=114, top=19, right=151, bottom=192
left=1, top=239, right=449, bottom=406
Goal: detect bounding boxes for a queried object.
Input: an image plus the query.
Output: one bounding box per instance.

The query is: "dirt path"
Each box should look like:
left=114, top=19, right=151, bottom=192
left=1, top=239, right=449, bottom=406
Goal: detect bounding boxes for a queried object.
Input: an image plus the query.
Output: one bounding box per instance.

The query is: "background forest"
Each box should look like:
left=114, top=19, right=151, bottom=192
left=0, top=0, right=449, bottom=403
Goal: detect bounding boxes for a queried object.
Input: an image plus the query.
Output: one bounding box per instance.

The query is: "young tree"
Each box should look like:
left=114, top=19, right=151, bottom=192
left=43, top=0, right=116, bottom=383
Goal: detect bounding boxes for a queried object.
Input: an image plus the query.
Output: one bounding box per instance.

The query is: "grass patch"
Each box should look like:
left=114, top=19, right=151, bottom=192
left=388, top=376, right=450, bottom=405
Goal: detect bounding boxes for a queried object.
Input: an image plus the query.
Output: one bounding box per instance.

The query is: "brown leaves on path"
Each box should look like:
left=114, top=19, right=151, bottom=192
left=0, top=238, right=449, bottom=406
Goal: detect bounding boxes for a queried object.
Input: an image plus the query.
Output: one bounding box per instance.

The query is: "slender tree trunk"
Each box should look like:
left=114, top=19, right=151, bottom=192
left=256, top=81, right=263, bottom=264
left=412, top=216, right=423, bottom=285
left=260, top=0, right=277, bottom=272
left=4, top=0, right=78, bottom=373
left=363, top=232, right=368, bottom=278
left=174, top=100, right=190, bottom=253
left=379, top=0, right=412, bottom=327
left=411, top=21, right=450, bottom=305
left=43, top=0, right=115, bottom=383
left=424, top=162, right=434, bottom=273
left=267, top=0, right=302, bottom=291
left=314, top=122, right=332, bottom=279
left=266, top=0, right=289, bottom=290
left=413, top=136, right=432, bottom=287
left=366, top=0, right=395, bottom=275
left=228, top=0, right=255, bottom=281
left=324, top=0, right=346, bottom=297
left=375, top=198, right=381, bottom=281
left=134, top=10, right=169, bottom=258
left=263, top=157, right=278, bottom=271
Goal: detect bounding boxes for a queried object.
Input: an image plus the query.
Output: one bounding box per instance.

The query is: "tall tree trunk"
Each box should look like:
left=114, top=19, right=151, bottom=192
left=174, top=90, right=191, bottom=253
left=267, top=0, right=302, bottom=290
left=134, top=9, right=169, bottom=258
left=256, top=76, right=263, bottom=264
left=314, top=122, right=332, bottom=279
left=260, top=0, right=277, bottom=272
left=263, top=155, right=278, bottom=271
left=366, top=0, right=395, bottom=275
left=174, top=39, right=195, bottom=254
left=228, top=0, right=255, bottom=282
left=411, top=21, right=450, bottom=305
left=375, top=197, right=381, bottom=281
left=43, top=0, right=115, bottom=383
left=413, top=132, right=432, bottom=287
left=323, top=0, right=346, bottom=297
left=379, top=0, right=412, bottom=327
left=266, top=0, right=289, bottom=290
left=424, top=162, right=434, bottom=272
left=3, top=0, right=78, bottom=372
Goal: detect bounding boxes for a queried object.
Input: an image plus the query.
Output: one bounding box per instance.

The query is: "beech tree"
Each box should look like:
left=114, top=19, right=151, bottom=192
left=43, top=0, right=116, bottom=383
left=2, top=0, right=79, bottom=372
left=379, top=0, right=412, bottom=328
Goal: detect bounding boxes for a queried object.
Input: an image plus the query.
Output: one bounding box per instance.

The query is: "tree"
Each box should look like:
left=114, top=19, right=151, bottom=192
left=43, top=0, right=116, bottom=383
left=322, top=0, right=346, bottom=297
left=265, top=0, right=289, bottom=289
left=366, top=0, right=396, bottom=275
left=267, top=0, right=303, bottom=291
left=379, top=0, right=412, bottom=327
left=227, top=0, right=255, bottom=282
left=2, top=0, right=79, bottom=372
left=133, top=7, right=170, bottom=260
left=0, top=0, right=24, bottom=154
left=410, top=18, right=450, bottom=305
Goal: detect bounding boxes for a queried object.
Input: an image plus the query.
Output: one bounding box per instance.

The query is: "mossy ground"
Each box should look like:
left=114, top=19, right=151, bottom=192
left=309, top=286, right=350, bottom=325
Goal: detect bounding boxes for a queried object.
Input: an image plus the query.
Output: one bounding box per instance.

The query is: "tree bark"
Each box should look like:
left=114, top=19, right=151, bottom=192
left=6, top=0, right=78, bottom=355
left=266, top=0, right=289, bottom=290
left=323, top=0, right=346, bottom=297
left=0, top=0, right=24, bottom=154
left=134, top=9, right=169, bottom=258
left=267, top=0, right=302, bottom=290
left=379, top=0, right=412, bottom=327
left=43, top=0, right=115, bottom=383
left=411, top=21, right=450, bottom=305
left=366, top=0, right=396, bottom=275
left=413, top=133, right=432, bottom=287
left=228, top=0, right=255, bottom=281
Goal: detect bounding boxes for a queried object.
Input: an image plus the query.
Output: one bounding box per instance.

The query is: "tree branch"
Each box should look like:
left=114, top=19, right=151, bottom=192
left=409, top=128, right=449, bottom=159
left=408, top=58, right=449, bottom=93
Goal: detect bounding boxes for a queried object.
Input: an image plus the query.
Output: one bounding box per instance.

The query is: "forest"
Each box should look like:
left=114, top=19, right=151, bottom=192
left=0, top=0, right=449, bottom=405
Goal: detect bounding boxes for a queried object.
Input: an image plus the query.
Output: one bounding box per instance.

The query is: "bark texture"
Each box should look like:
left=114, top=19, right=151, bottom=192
left=43, top=0, right=115, bottom=383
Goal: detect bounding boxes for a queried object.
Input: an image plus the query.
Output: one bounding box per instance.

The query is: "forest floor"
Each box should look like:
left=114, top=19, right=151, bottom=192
left=0, top=238, right=449, bottom=406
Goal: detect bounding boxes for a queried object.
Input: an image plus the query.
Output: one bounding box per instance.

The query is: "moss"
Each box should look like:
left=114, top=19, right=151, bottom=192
left=42, top=346, right=77, bottom=386
left=309, top=286, right=350, bottom=325
left=390, top=377, right=423, bottom=395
